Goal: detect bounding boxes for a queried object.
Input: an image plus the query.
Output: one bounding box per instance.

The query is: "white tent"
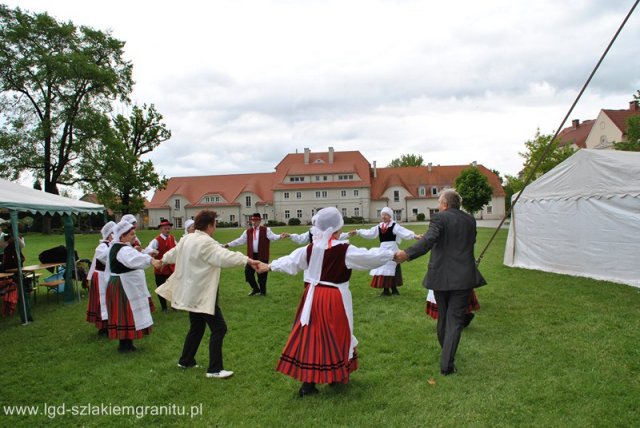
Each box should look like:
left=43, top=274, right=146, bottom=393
left=0, top=178, right=104, bottom=324
left=504, top=149, right=640, bottom=288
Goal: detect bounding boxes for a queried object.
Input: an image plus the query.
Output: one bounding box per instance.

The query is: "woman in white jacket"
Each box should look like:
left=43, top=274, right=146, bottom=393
left=157, top=210, right=260, bottom=379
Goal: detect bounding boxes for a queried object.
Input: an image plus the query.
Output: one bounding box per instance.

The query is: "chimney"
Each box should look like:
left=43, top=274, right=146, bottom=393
left=471, top=161, right=477, bottom=167
left=328, top=146, right=334, bottom=164
left=304, top=147, right=310, bottom=164
left=630, top=100, right=639, bottom=112
left=572, top=119, right=580, bottom=128
left=428, top=162, right=432, bottom=172
left=373, top=160, right=377, bottom=178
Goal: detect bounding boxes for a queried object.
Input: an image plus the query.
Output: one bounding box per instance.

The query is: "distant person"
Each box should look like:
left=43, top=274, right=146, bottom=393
left=425, top=289, right=479, bottom=328
left=106, top=220, right=162, bottom=353
left=224, top=213, right=285, bottom=296
left=121, top=214, right=145, bottom=251
left=395, top=190, right=486, bottom=375
left=156, top=210, right=260, bottom=379
left=349, top=207, right=420, bottom=296
left=145, top=220, right=176, bottom=313
left=183, top=219, right=195, bottom=237
left=259, top=207, right=394, bottom=397
left=0, top=226, right=8, bottom=272
left=86, top=221, right=116, bottom=336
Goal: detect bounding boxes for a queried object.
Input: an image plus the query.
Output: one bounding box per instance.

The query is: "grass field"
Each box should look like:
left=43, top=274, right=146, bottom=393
left=1, top=224, right=638, bottom=427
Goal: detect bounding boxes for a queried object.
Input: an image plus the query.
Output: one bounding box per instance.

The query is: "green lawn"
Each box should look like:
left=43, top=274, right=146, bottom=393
left=1, top=225, right=638, bottom=427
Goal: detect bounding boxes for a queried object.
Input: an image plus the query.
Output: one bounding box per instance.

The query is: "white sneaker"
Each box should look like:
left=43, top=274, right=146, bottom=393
left=206, top=370, right=234, bottom=379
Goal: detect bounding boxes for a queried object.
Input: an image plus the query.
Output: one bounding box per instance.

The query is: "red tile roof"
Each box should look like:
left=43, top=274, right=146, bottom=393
left=371, top=165, right=505, bottom=200
left=602, top=108, right=640, bottom=136
left=147, top=172, right=276, bottom=209
left=557, top=119, right=595, bottom=148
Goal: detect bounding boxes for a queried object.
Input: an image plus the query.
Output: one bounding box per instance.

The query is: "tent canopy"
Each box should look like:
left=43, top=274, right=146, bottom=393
left=505, top=149, right=640, bottom=288
left=0, top=178, right=104, bottom=215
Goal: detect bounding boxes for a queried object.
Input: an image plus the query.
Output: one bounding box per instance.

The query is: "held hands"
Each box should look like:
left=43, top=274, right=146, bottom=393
left=150, top=258, right=163, bottom=270
left=394, top=250, right=409, bottom=264
left=348, top=230, right=357, bottom=237
left=280, top=233, right=290, bottom=239
left=256, top=262, right=270, bottom=274
left=414, top=234, right=423, bottom=240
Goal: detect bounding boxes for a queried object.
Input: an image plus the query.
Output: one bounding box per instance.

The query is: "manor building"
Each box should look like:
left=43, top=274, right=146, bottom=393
left=146, top=147, right=505, bottom=228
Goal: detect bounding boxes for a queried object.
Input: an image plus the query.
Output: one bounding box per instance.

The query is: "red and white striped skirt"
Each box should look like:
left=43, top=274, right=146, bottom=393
left=425, top=289, right=480, bottom=320
left=276, top=284, right=358, bottom=384
left=370, top=264, right=403, bottom=289
left=106, top=277, right=154, bottom=340
left=86, top=271, right=107, bottom=329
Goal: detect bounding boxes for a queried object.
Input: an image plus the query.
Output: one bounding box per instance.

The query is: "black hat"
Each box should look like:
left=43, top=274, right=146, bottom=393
left=158, top=219, right=173, bottom=228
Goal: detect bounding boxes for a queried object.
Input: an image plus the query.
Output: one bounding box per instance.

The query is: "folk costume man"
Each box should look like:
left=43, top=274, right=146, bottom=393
left=156, top=210, right=261, bottom=379
left=145, top=220, right=176, bottom=313
left=86, top=221, right=116, bottom=335
left=106, top=220, right=162, bottom=353
left=349, top=207, right=419, bottom=296
left=225, top=213, right=284, bottom=296
left=262, top=207, right=394, bottom=397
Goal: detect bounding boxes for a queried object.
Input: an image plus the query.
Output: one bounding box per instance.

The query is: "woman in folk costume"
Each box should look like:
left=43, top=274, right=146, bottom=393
left=425, top=289, right=479, bottom=327
left=348, top=207, right=420, bottom=296
left=121, top=214, right=145, bottom=251
left=183, top=219, right=195, bottom=238
left=265, top=207, right=394, bottom=397
left=106, top=220, right=162, bottom=352
left=86, top=221, right=116, bottom=335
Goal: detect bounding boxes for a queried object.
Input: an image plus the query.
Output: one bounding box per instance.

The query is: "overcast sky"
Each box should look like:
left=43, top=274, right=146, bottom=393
left=5, top=0, right=640, bottom=182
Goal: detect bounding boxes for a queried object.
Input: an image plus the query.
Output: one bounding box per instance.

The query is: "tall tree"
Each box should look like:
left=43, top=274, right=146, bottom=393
left=454, top=166, right=493, bottom=216
left=80, top=104, right=170, bottom=215
left=0, top=5, right=133, bottom=195
left=613, top=115, right=640, bottom=152
left=518, top=129, right=575, bottom=182
left=388, top=153, right=424, bottom=167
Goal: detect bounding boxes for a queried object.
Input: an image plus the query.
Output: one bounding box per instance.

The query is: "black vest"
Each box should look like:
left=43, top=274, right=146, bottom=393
left=379, top=223, right=396, bottom=242
left=109, top=243, right=134, bottom=274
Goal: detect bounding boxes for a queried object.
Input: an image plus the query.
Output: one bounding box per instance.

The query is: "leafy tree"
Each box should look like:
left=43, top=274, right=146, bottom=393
left=0, top=5, right=133, bottom=195
left=80, top=104, right=170, bottom=215
left=503, top=174, right=524, bottom=213
left=454, top=166, right=493, bottom=216
left=518, top=129, right=575, bottom=182
left=388, top=153, right=424, bottom=167
left=613, top=115, right=640, bottom=152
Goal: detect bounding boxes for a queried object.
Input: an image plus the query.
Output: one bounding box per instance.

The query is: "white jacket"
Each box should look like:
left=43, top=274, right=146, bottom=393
left=157, top=230, right=249, bottom=315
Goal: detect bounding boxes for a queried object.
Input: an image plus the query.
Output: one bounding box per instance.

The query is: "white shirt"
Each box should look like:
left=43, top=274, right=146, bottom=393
left=227, top=226, right=281, bottom=253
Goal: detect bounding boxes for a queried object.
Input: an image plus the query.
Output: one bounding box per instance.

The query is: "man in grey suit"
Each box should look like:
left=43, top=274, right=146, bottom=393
left=395, top=189, right=486, bottom=375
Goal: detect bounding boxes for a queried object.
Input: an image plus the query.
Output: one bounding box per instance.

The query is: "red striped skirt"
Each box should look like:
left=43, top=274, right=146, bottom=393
left=86, top=271, right=107, bottom=329
left=370, top=264, right=403, bottom=289
left=106, top=277, right=153, bottom=340
left=425, top=289, right=480, bottom=320
left=276, top=284, right=358, bottom=384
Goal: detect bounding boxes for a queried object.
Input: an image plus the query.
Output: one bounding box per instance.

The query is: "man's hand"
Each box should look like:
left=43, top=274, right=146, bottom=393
left=414, top=234, right=423, bottom=240
left=394, top=250, right=409, bottom=264
left=151, top=259, right=163, bottom=270
left=247, top=258, right=261, bottom=270
left=280, top=233, right=290, bottom=239
left=256, top=262, right=270, bottom=274
left=348, top=230, right=357, bottom=237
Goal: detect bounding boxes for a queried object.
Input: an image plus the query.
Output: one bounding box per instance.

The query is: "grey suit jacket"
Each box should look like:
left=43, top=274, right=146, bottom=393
left=405, top=208, right=486, bottom=291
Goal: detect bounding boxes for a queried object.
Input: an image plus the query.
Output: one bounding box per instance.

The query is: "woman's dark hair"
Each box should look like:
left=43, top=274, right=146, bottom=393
left=194, top=210, right=217, bottom=231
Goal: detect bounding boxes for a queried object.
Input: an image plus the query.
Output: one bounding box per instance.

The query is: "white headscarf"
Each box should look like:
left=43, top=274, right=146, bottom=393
left=121, top=214, right=137, bottom=225
left=381, top=207, right=393, bottom=219
left=100, top=221, right=116, bottom=240
left=112, top=220, right=134, bottom=242
left=184, top=219, right=195, bottom=234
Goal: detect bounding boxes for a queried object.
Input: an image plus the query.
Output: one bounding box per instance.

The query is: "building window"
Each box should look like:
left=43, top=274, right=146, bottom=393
left=429, top=208, right=439, bottom=216
left=393, top=190, right=400, bottom=202
left=245, top=196, right=252, bottom=208
left=284, top=192, right=290, bottom=200
left=174, top=217, right=183, bottom=228
left=230, top=214, right=236, bottom=222
left=431, top=186, right=438, bottom=196
left=284, top=210, right=290, bottom=219
left=354, top=207, right=360, bottom=216
left=296, top=192, right=302, bottom=199
left=412, top=208, right=418, bottom=215
left=322, top=190, right=327, bottom=198
left=316, top=191, right=328, bottom=199
left=419, top=186, right=426, bottom=197
left=341, top=208, right=347, bottom=216
left=262, top=214, right=269, bottom=221
left=316, top=176, right=320, bottom=181
left=289, top=176, right=305, bottom=182
left=174, top=199, right=180, bottom=209
left=338, top=174, right=354, bottom=181
left=486, top=206, right=493, bottom=214
left=296, top=209, right=303, bottom=218
left=340, top=190, right=347, bottom=197
left=323, top=176, right=328, bottom=181
left=353, top=189, right=359, bottom=197
left=376, top=209, right=381, bottom=217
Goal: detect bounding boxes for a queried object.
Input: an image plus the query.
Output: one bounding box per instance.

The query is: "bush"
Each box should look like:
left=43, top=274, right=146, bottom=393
left=343, top=216, right=364, bottom=225
left=288, top=218, right=301, bottom=226
left=267, top=220, right=286, bottom=227
left=417, top=213, right=426, bottom=221
left=216, top=221, right=238, bottom=228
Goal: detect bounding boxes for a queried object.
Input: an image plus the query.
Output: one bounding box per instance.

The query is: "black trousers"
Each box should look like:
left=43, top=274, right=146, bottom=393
left=179, top=306, right=227, bottom=373
left=434, top=289, right=472, bottom=372
left=245, top=253, right=268, bottom=294
left=155, top=274, right=170, bottom=310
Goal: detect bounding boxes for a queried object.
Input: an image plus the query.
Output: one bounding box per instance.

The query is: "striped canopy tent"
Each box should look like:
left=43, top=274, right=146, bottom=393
left=0, top=178, right=104, bottom=324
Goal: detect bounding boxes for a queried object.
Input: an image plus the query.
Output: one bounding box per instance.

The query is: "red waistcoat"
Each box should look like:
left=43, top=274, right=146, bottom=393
left=154, top=234, right=176, bottom=275
left=246, top=226, right=270, bottom=262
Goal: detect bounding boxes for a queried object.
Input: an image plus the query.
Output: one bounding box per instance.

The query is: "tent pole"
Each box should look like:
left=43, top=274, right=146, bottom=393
left=10, top=210, right=31, bottom=325
left=63, top=214, right=76, bottom=303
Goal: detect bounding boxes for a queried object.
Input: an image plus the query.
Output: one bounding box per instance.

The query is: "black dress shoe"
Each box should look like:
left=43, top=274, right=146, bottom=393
left=248, top=290, right=261, bottom=296
left=391, top=287, right=400, bottom=295
left=299, top=382, right=319, bottom=397
left=463, top=312, right=475, bottom=328
left=440, top=366, right=457, bottom=376
left=379, top=289, right=391, bottom=297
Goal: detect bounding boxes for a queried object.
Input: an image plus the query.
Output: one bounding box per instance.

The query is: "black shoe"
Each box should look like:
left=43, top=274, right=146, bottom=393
left=391, top=287, right=400, bottom=295
left=97, top=328, right=108, bottom=337
left=440, top=366, right=457, bottom=376
left=463, top=312, right=475, bottom=328
left=248, top=289, right=261, bottom=296
left=162, top=308, right=169, bottom=313
left=379, top=289, right=391, bottom=297
left=299, top=383, right=319, bottom=397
